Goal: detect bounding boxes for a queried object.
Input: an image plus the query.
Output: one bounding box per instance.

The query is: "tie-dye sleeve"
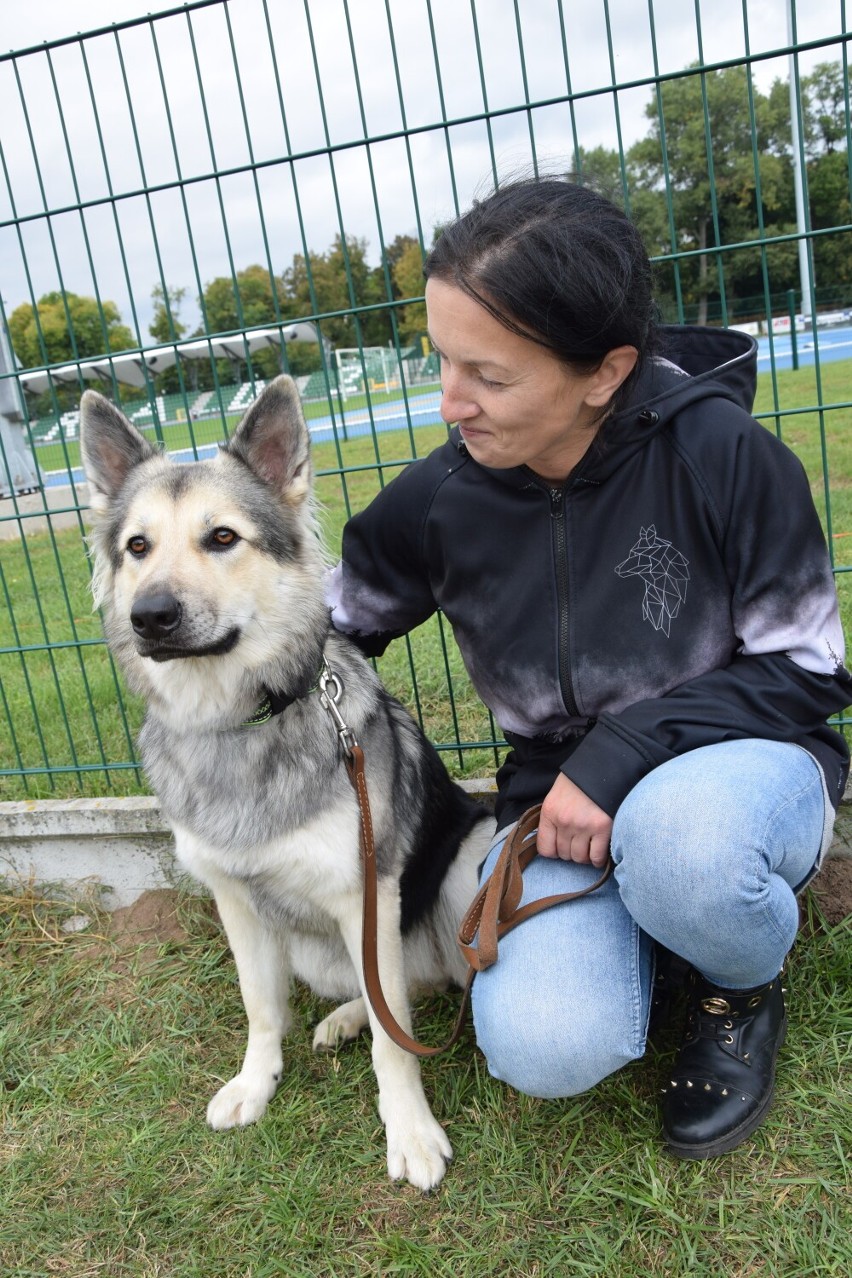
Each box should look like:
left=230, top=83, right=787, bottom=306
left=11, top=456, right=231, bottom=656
left=719, top=420, right=846, bottom=675
left=325, top=460, right=440, bottom=656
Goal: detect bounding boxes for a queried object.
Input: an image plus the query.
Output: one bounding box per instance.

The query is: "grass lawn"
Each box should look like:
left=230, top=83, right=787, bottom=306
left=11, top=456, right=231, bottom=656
left=1, top=359, right=851, bottom=801
left=1, top=882, right=850, bottom=1277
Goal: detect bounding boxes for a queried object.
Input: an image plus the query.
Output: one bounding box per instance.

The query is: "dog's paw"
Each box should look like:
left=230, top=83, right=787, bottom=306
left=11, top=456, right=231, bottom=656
left=312, top=997, right=369, bottom=1051
left=385, top=1111, right=453, bottom=1192
left=206, top=1072, right=277, bottom=1130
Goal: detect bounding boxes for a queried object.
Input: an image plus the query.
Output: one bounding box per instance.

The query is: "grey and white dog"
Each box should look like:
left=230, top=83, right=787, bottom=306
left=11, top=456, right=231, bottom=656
left=80, top=377, right=494, bottom=1191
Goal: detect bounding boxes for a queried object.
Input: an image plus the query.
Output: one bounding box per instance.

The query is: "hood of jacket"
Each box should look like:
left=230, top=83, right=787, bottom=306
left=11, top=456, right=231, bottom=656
left=633, top=323, right=758, bottom=417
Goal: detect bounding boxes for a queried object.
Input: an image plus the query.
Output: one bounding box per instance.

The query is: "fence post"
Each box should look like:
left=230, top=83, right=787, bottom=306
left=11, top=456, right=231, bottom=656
left=787, top=290, right=799, bottom=371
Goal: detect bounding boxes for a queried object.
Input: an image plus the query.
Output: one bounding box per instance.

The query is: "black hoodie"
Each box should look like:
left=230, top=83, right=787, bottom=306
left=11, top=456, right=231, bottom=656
left=327, top=325, right=851, bottom=827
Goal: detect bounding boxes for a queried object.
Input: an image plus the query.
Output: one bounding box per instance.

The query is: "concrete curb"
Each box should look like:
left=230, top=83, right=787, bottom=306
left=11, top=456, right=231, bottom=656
left=2, top=778, right=849, bottom=910
left=0, top=795, right=180, bottom=907
left=0, top=781, right=499, bottom=909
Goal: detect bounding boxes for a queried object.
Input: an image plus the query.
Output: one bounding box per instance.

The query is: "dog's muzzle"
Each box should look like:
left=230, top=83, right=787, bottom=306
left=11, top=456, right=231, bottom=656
left=130, top=590, right=239, bottom=661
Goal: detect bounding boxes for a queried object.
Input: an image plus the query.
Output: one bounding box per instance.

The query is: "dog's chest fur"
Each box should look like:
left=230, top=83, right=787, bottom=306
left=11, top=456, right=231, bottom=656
left=172, top=797, right=363, bottom=936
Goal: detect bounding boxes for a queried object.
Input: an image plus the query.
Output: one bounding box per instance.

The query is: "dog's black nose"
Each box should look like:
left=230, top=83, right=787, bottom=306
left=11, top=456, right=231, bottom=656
left=131, top=592, right=182, bottom=639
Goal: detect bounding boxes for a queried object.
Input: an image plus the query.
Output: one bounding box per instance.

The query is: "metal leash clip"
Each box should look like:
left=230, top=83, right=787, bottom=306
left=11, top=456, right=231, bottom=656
left=317, top=657, right=358, bottom=757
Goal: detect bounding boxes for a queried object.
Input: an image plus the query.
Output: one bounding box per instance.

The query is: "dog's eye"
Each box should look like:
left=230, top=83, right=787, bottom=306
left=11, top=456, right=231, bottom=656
left=210, top=527, right=239, bottom=549
left=127, top=535, right=148, bottom=557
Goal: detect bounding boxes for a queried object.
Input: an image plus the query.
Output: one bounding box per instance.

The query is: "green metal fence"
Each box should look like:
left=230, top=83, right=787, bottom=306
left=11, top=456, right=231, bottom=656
left=1, top=0, right=850, bottom=799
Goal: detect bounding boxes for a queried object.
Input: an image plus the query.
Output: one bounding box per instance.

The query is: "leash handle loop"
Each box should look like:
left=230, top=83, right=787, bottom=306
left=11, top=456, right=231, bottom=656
left=457, top=804, right=614, bottom=973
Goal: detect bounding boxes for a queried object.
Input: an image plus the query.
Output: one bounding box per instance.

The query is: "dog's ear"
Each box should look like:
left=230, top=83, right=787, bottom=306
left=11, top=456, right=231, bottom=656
left=224, top=376, right=312, bottom=505
left=80, top=390, right=157, bottom=511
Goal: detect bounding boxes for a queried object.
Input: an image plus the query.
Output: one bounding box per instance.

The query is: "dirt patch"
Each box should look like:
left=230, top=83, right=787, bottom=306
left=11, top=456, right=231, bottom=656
left=94, top=890, right=221, bottom=990
left=808, top=856, right=852, bottom=927
left=84, top=890, right=221, bottom=1007
left=108, top=888, right=196, bottom=947
left=108, top=868, right=852, bottom=948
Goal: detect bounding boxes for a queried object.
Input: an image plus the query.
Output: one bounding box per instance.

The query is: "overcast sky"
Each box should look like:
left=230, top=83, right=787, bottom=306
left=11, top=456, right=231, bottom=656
left=1, top=0, right=847, bottom=347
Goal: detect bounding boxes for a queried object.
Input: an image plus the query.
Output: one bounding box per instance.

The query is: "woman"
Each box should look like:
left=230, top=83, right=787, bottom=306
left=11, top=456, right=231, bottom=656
left=326, top=178, right=850, bottom=1158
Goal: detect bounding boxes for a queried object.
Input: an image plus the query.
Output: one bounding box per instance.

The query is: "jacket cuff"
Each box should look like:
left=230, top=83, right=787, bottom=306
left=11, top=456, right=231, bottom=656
left=559, top=717, right=669, bottom=817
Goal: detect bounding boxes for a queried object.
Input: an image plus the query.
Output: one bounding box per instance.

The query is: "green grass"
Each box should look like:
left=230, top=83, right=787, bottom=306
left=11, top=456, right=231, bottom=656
left=1, top=360, right=851, bottom=801
left=1, top=882, right=850, bottom=1277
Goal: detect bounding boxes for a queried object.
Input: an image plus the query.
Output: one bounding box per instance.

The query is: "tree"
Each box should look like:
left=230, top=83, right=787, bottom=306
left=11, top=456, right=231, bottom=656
left=388, top=236, right=427, bottom=342
left=200, top=264, right=282, bottom=335
left=8, top=291, right=134, bottom=370
left=149, top=284, right=187, bottom=344
left=571, top=145, right=628, bottom=203
left=800, top=63, right=851, bottom=294
left=383, top=233, right=421, bottom=283
left=802, top=61, right=849, bottom=157
left=281, top=234, right=392, bottom=362
left=764, top=61, right=851, bottom=301
left=629, top=66, right=794, bottom=322
left=198, top=264, right=285, bottom=382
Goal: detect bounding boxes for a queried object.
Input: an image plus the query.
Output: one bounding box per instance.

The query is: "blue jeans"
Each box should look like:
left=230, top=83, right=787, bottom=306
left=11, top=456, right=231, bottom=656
left=470, top=740, right=833, bottom=1100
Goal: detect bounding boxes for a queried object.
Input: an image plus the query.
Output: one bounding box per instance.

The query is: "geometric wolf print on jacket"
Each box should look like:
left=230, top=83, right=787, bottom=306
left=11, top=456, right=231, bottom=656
left=79, top=377, right=494, bottom=1191
left=615, top=525, right=690, bottom=637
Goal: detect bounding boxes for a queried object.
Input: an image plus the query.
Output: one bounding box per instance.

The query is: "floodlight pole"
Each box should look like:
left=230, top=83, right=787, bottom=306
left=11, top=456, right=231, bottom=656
left=787, top=0, right=813, bottom=325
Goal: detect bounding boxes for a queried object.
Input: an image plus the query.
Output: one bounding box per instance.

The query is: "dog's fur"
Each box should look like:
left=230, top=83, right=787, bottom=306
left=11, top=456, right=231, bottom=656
left=79, top=377, right=494, bottom=1190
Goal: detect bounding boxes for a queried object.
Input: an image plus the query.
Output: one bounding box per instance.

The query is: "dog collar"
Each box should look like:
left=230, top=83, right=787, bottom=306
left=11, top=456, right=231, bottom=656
left=241, top=664, right=324, bottom=727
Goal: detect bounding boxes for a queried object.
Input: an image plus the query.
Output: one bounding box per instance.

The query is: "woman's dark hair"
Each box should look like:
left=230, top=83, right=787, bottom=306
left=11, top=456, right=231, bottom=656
left=423, top=177, right=657, bottom=413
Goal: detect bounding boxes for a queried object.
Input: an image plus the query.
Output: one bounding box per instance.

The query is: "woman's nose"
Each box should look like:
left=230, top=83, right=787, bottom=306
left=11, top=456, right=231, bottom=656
left=439, top=370, right=478, bottom=423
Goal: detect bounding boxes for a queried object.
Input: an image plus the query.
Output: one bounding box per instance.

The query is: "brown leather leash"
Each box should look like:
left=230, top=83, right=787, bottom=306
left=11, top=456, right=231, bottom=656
left=344, top=744, right=614, bottom=1058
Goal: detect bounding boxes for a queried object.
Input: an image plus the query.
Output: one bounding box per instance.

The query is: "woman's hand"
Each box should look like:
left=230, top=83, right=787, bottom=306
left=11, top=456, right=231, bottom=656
left=537, top=772, right=613, bottom=867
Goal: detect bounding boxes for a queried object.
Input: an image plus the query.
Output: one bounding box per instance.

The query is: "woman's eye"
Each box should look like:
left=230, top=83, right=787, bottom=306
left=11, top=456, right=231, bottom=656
left=127, top=535, right=148, bottom=557
left=210, top=527, right=239, bottom=549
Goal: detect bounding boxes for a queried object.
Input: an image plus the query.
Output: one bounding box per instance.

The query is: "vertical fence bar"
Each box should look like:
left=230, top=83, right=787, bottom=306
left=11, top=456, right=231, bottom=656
left=645, top=0, right=686, bottom=320
left=787, top=0, right=835, bottom=560
left=259, top=0, right=353, bottom=510
left=691, top=1, right=730, bottom=327
left=739, top=0, right=782, bottom=422
left=602, top=0, right=632, bottom=209
left=468, top=0, right=500, bottom=188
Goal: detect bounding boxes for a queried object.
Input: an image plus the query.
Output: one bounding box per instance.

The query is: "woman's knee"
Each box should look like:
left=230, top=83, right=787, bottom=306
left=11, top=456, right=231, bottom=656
left=475, top=1028, right=641, bottom=1100
left=610, top=742, right=827, bottom=982
left=612, top=742, right=826, bottom=908
left=472, top=974, right=645, bottom=1099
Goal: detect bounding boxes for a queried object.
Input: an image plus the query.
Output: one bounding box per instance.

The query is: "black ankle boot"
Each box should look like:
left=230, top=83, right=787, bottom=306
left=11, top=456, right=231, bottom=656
left=661, top=971, right=786, bottom=1159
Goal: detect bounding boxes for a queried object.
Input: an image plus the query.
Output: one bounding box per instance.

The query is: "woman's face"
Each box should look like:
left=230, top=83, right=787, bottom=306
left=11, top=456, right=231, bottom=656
left=425, top=277, right=636, bottom=481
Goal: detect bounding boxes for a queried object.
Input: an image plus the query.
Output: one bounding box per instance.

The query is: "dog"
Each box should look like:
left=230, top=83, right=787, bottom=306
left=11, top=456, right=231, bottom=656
left=79, top=376, right=495, bottom=1191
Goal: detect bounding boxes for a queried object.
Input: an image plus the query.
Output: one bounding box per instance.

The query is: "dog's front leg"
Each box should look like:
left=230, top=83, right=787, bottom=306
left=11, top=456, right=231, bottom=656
left=205, top=877, right=292, bottom=1130
left=336, top=879, right=453, bottom=1192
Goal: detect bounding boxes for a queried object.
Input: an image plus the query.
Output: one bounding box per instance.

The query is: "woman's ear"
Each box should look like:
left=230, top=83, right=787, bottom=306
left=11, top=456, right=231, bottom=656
left=585, top=345, right=639, bottom=408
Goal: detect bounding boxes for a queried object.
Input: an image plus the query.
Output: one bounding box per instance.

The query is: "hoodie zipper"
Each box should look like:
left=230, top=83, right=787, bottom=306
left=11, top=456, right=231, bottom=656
left=549, top=485, right=580, bottom=718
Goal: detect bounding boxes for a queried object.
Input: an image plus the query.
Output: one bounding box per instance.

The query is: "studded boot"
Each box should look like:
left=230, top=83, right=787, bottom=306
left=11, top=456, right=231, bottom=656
left=661, top=971, right=786, bottom=1159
